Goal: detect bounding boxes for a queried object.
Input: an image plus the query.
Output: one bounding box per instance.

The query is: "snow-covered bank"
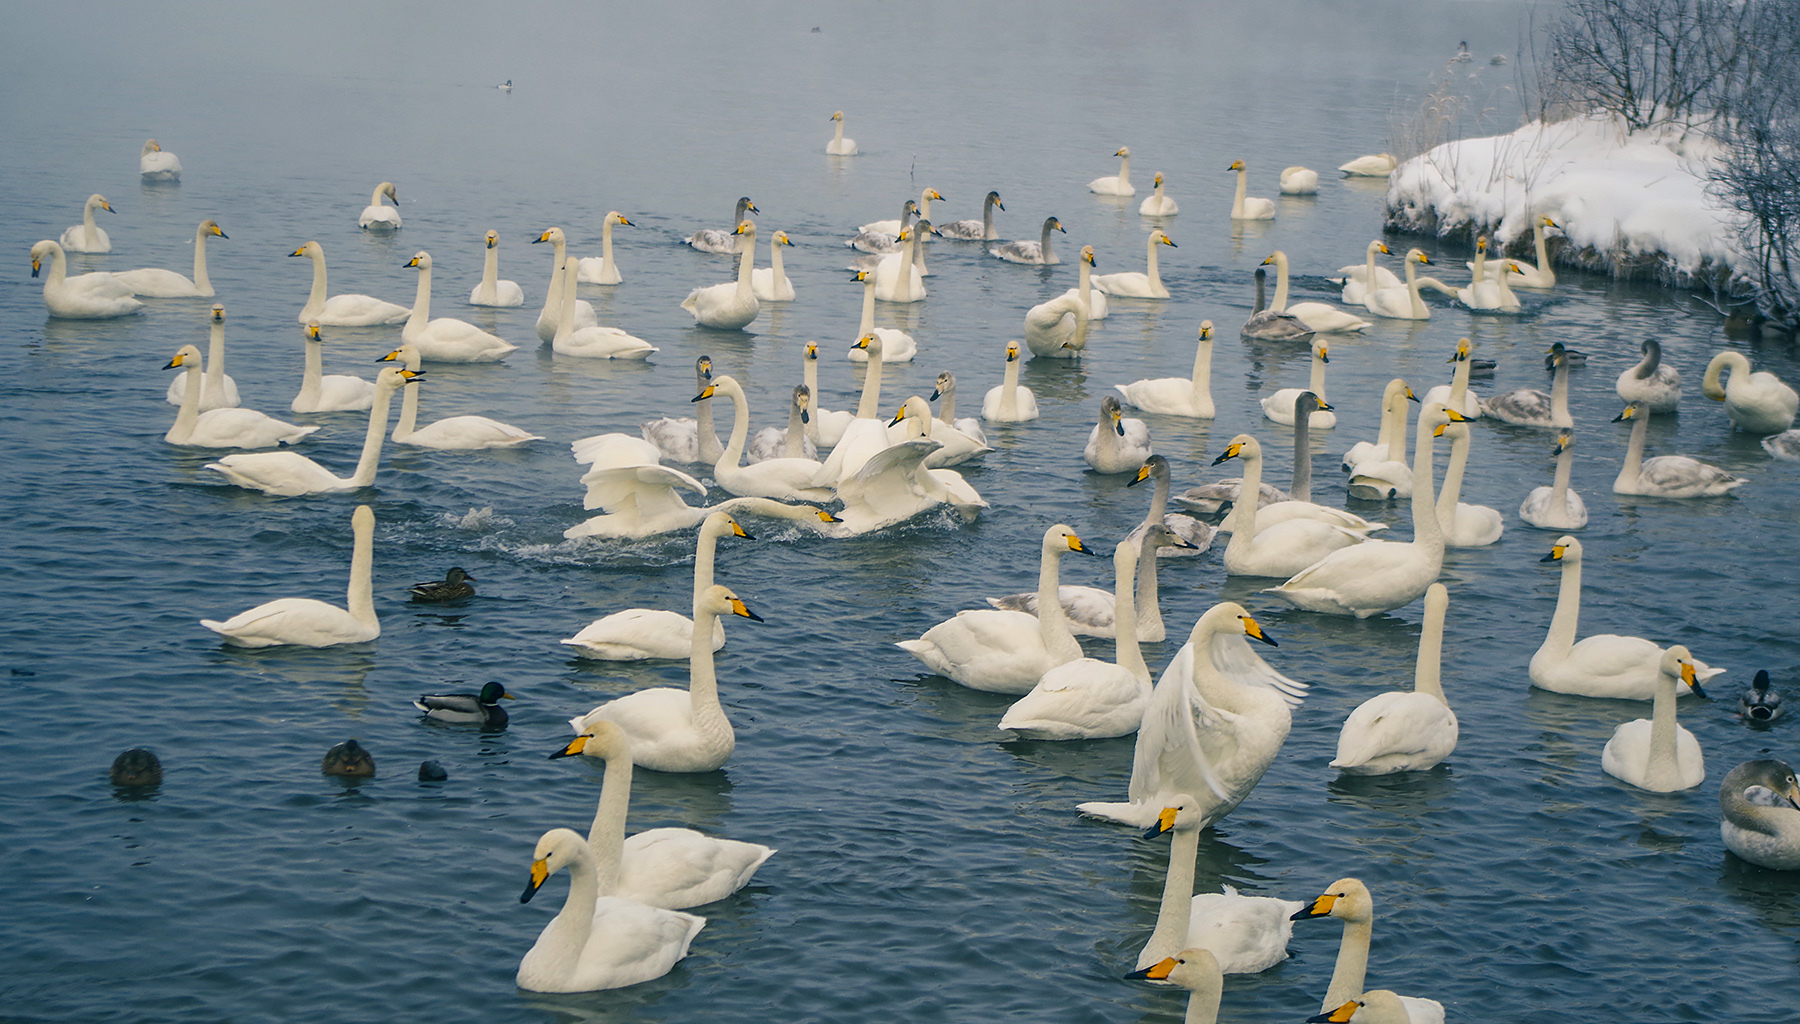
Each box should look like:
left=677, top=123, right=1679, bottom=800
left=1384, top=114, right=1738, bottom=287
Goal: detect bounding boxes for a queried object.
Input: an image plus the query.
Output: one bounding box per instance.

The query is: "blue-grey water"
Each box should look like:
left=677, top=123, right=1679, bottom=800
left=4, top=2, right=1798, bottom=1022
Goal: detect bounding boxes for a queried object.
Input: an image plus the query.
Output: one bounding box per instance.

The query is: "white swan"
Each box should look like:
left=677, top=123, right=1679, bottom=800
left=555, top=259, right=655, bottom=358
left=532, top=227, right=599, bottom=341
left=983, top=341, right=1039, bottom=422
left=683, top=221, right=761, bottom=329
left=114, top=219, right=227, bottom=297
left=289, top=241, right=410, bottom=326
left=1529, top=536, right=1723, bottom=699
left=1472, top=215, right=1558, bottom=287
left=642, top=356, right=723, bottom=464
left=60, top=194, right=115, bottom=252
left=1023, top=293, right=1089, bottom=358
left=1057, top=246, right=1109, bottom=319
left=562, top=511, right=748, bottom=661
left=1261, top=341, right=1337, bottom=427
left=292, top=320, right=376, bottom=413
left=467, top=230, right=525, bottom=306
left=28, top=240, right=142, bottom=319
left=402, top=252, right=518, bottom=362
left=1279, top=166, right=1319, bottom=195
left=1090, top=146, right=1135, bottom=195
left=1291, top=878, right=1445, bottom=1024
left=1434, top=421, right=1503, bottom=546
left=1331, top=584, right=1459, bottom=774
left=847, top=269, right=916, bottom=362
left=812, top=334, right=893, bottom=486
left=1342, top=378, right=1417, bottom=481
left=1095, top=229, right=1176, bottom=299
left=872, top=225, right=927, bottom=302
left=515, top=828, right=705, bottom=993
left=747, top=385, right=819, bottom=464
left=1602, top=646, right=1708, bottom=792
left=802, top=343, right=855, bottom=447
left=1612, top=402, right=1744, bottom=497
left=1262, top=251, right=1370, bottom=333
left=831, top=397, right=987, bottom=534
left=163, top=303, right=240, bottom=410
left=1086, top=396, right=1154, bottom=473
left=686, top=196, right=757, bottom=253
left=749, top=230, right=796, bottom=301
left=897, top=525, right=1094, bottom=694
left=378, top=345, right=541, bottom=448
left=1338, top=153, right=1397, bottom=177
left=993, top=216, right=1065, bottom=265
left=938, top=191, right=1003, bottom=240
left=846, top=200, right=915, bottom=255
left=576, top=212, right=633, bottom=285
left=825, top=109, right=857, bottom=155
left=567, top=460, right=707, bottom=541
left=1361, top=249, right=1433, bottom=320
left=1253, top=396, right=1389, bottom=537
left=1334, top=240, right=1400, bottom=305
left=1615, top=339, right=1681, bottom=412
left=139, top=139, right=181, bottom=181
left=859, top=190, right=942, bottom=235
left=1139, top=172, right=1178, bottom=215
left=1226, top=160, right=1275, bottom=220
left=204, top=367, right=416, bottom=495
left=200, top=505, right=379, bottom=647
left=1482, top=348, right=1573, bottom=427
left=901, top=372, right=991, bottom=467
left=1720, top=760, right=1800, bottom=870
left=701, top=375, right=835, bottom=501
left=1520, top=430, right=1588, bottom=529
left=992, top=512, right=1186, bottom=635
left=568, top=584, right=763, bottom=773
left=1268, top=404, right=1462, bottom=617
left=1213, top=435, right=1366, bottom=576
left=553, top=720, right=774, bottom=908
left=1077, top=602, right=1305, bottom=828
left=358, top=181, right=401, bottom=230
left=1703, top=350, right=1798, bottom=433
left=1135, top=799, right=1303, bottom=974
left=1126, top=948, right=1226, bottom=1024
left=1452, top=248, right=1524, bottom=311
left=1421, top=337, right=1484, bottom=419
left=1118, top=320, right=1213, bottom=417
left=165, top=344, right=314, bottom=448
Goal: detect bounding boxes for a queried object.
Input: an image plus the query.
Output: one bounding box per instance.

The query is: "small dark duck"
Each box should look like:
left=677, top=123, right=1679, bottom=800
left=322, top=738, right=376, bottom=777
left=1740, top=670, right=1784, bottom=723
left=414, top=681, right=514, bottom=728
left=410, top=567, right=475, bottom=603
left=110, top=748, right=163, bottom=787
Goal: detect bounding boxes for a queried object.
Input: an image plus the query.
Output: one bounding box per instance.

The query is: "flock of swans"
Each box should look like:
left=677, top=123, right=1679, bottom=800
left=33, top=126, right=1800, bottom=1015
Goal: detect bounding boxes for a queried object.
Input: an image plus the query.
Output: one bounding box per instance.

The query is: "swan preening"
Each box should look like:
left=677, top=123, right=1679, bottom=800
left=379, top=345, right=542, bottom=448
left=61, top=194, right=115, bottom=252
left=1024, top=292, right=1089, bottom=358
left=164, top=303, right=241, bottom=410
left=200, top=505, right=379, bottom=647
left=1702, top=350, right=1799, bottom=434
left=358, top=181, right=401, bottom=230
left=290, top=241, right=410, bottom=326
left=205, top=366, right=419, bottom=495
left=1720, top=759, right=1800, bottom=869
left=404, top=252, right=519, bottom=361
left=113, top=219, right=227, bottom=297
left=1280, top=166, right=1319, bottom=195
left=1338, top=153, right=1398, bottom=177
left=826, top=110, right=858, bottom=156
left=1090, top=146, right=1135, bottom=195
left=1227, top=160, right=1275, bottom=220
left=139, top=139, right=181, bottom=181
left=468, top=230, right=525, bottom=306
left=683, top=221, right=761, bottom=329
left=30, top=240, right=143, bottom=318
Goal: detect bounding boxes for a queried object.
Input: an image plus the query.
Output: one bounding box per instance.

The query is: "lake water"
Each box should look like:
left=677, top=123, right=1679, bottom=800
left=4, top=2, right=1799, bottom=1022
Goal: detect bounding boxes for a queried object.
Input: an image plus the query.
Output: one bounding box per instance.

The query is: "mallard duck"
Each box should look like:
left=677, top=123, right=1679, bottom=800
left=414, top=681, right=515, bottom=728
left=1740, top=670, right=1783, bottom=723
left=410, top=567, right=476, bottom=603
left=322, top=739, right=376, bottom=778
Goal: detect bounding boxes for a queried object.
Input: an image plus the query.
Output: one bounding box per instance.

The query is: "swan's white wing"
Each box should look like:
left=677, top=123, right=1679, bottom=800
left=1130, top=644, right=1231, bottom=803
left=1207, top=633, right=1308, bottom=707
left=1331, top=691, right=1454, bottom=768
left=837, top=439, right=938, bottom=516
left=579, top=464, right=706, bottom=514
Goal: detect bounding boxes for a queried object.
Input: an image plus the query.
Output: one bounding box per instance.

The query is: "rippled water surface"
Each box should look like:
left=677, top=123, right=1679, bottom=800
left=4, top=2, right=1800, bottom=1022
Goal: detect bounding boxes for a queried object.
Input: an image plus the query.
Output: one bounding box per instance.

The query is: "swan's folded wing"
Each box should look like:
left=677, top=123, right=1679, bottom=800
left=580, top=464, right=706, bottom=513
left=1332, top=691, right=1450, bottom=766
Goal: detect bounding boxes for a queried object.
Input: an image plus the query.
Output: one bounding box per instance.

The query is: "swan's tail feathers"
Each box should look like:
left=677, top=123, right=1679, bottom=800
left=199, top=618, right=229, bottom=636
left=1075, top=800, right=1158, bottom=828
left=895, top=639, right=953, bottom=678
left=680, top=291, right=701, bottom=315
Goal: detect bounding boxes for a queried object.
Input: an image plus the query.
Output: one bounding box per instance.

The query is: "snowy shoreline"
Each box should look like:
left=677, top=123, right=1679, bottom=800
left=1382, top=113, right=1740, bottom=290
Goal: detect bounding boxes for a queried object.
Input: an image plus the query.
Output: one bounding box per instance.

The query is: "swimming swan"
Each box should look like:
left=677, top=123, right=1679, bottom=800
left=200, top=505, right=379, bottom=647
left=1261, top=341, right=1337, bottom=427
left=1472, top=215, right=1558, bottom=287
left=60, top=194, right=115, bottom=252
left=749, top=230, right=796, bottom=301
left=859, top=190, right=942, bottom=235
left=1338, top=153, right=1398, bottom=177
left=204, top=367, right=417, bottom=495
left=1023, top=293, right=1089, bottom=358
left=1212, top=435, right=1366, bottom=577
left=1601, top=645, right=1707, bottom=792
left=1262, top=251, right=1370, bottom=333
left=686, top=196, right=758, bottom=253
left=993, top=216, right=1065, bottom=265
left=378, top=344, right=542, bottom=447
left=1334, top=240, right=1400, bottom=305
left=894, top=372, right=990, bottom=467
left=897, top=525, right=1095, bottom=694
left=1420, top=338, right=1484, bottom=420
left=1279, top=166, right=1319, bottom=195
left=1612, top=402, right=1744, bottom=497
left=1094, top=229, right=1177, bottom=299
left=1139, top=172, right=1179, bottom=215
left=1136, top=798, right=1303, bottom=973
left=1361, top=249, right=1433, bottom=320
left=825, top=110, right=857, bottom=155
left=1126, top=948, right=1226, bottom=1024
left=872, top=226, right=928, bottom=301
left=1086, top=395, right=1154, bottom=473
left=682, top=221, right=761, bottom=329
left=1529, top=536, right=1723, bottom=699
left=748, top=385, right=819, bottom=464
left=700, top=375, right=835, bottom=501
left=289, top=241, right=409, bottom=326
left=468, top=230, right=525, bottom=306
left=292, top=320, right=376, bottom=413
left=1058, top=245, right=1109, bottom=319
left=402, top=252, right=518, bottom=361
left=643, top=356, right=724, bottom=463
left=1482, top=349, right=1572, bottom=428
left=1615, top=338, right=1681, bottom=412
left=1227, top=160, right=1274, bottom=220
left=1342, top=378, right=1417, bottom=483
left=1331, top=584, right=1458, bottom=774
left=1519, top=430, right=1588, bottom=529
left=514, top=828, right=705, bottom=992
left=1720, top=760, right=1800, bottom=870
left=163, top=302, right=241, bottom=410
left=1241, top=267, right=1315, bottom=343
left=847, top=269, right=916, bottom=362
left=29, top=240, right=142, bottom=319
left=1291, top=878, right=1445, bottom=1024
left=555, top=259, right=655, bottom=358
left=532, top=227, right=599, bottom=341
left=552, top=720, right=774, bottom=908
left=576, top=212, right=633, bottom=285
left=567, top=584, right=763, bottom=773
left=114, top=219, right=227, bottom=297
left=139, top=139, right=181, bottom=181
left=1090, top=147, right=1135, bottom=195
left=1702, top=350, right=1798, bottom=433
left=561, top=511, right=748, bottom=661
left=358, top=182, right=401, bottom=229
left=983, top=342, right=1039, bottom=421
left=1434, top=421, right=1504, bottom=546
left=938, top=191, right=1003, bottom=240
left=1118, top=320, right=1213, bottom=417
left=165, top=343, right=314, bottom=448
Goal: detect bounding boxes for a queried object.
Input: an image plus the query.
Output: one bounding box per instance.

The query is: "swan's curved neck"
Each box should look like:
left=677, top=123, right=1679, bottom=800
left=1323, top=914, right=1374, bottom=1011
left=1704, top=352, right=1748, bottom=398
left=304, top=250, right=328, bottom=320
left=1367, top=241, right=1383, bottom=285
left=1292, top=407, right=1314, bottom=503
left=479, top=243, right=499, bottom=298
left=831, top=119, right=845, bottom=147
left=348, top=510, right=376, bottom=626
left=1549, top=359, right=1572, bottom=427
left=1546, top=553, right=1583, bottom=657
left=1408, top=412, right=1445, bottom=556
left=1146, top=234, right=1165, bottom=293
left=1647, top=666, right=1682, bottom=788
left=205, top=320, right=227, bottom=394
left=1223, top=447, right=1264, bottom=557
left=718, top=384, right=751, bottom=468
left=982, top=194, right=998, bottom=238
left=858, top=278, right=876, bottom=337
left=1435, top=431, right=1470, bottom=526
left=1618, top=411, right=1649, bottom=490
left=1144, top=823, right=1200, bottom=964
left=694, top=519, right=728, bottom=594
left=1190, top=333, right=1213, bottom=397
left=371, top=185, right=389, bottom=207
left=348, top=383, right=397, bottom=487
left=854, top=343, right=885, bottom=420
left=1550, top=444, right=1573, bottom=503
left=1415, top=599, right=1447, bottom=703
left=193, top=224, right=213, bottom=292
left=407, top=263, right=432, bottom=330
left=586, top=749, right=631, bottom=895
left=1271, top=253, right=1290, bottom=312
left=734, top=233, right=756, bottom=299
left=1117, top=542, right=1151, bottom=680
left=1001, top=357, right=1021, bottom=416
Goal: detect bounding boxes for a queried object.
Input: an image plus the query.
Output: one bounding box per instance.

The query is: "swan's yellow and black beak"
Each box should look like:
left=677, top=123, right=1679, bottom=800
left=520, top=857, right=550, bottom=903
left=889, top=404, right=908, bottom=426
left=1314, top=398, right=1335, bottom=412
left=1142, top=805, right=1180, bottom=839
left=1292, top=892, right=1339, bottom=921
left=212, top=306, right=225, bottom=322
left=163, top=352, right=187, bottom=370
left=399, top=369, right=425, bottom=384
left=548, top=735, right=589, bottom=760
left=378, top=349, right=401, bottom=363
left=405, top=256, right=422, bottom=268
left=210, top=224, right=228, bottom=239
left=532, top=230, right=553, bottom=244
left=618, top=216, right=634, bottom=227
left=1212, top=442, right=1244, bottom=466
left=1129, top=463, right=1154, bottom=487
left=1544, top=216, right=1559, bottom=228
left=1612, top=405, right=1637, bottom=423
left=815, top=509, right=840, bottom=524
left=1305, top=1000, right=1364, bottom=1023
left=729, top=598, right=764, bottom=623
left=1445, top=408, right=1468, bottom=423
left=1541, top=542, right=1568, bottom=563
left=1005, top=345, right=1019, bottom=362
left=855, top=334, right=875, bottom=350
left=691, top=383, right=718, bottom=403
left=1228, top=160, right=1245, bottom=171
left=1112, top=408, right=1125, bottom=436
left=1259, top=254, right=1275, bottom=267
left=1680, top=660, right=1707, bottom=699
left=31, top=256, right=41, bottom=277
left=101, top=200, right=115, bottom=213
left=1378, top=242, right=1391, bottom=255
left=486, top=234, right=497, bottom=249
left=803, top=343, right=817, bottom=359
left=289, top=246, right=307, bottom=257
left=307, top=322, right=321, bottom=339
left=746, top=201, right=759, bottom=214
left=1125, top=956, right=1179, bottom=981
left=1241, top=614, right=1277, bottom=647
left=1318, top=346, right=1330, bottom=364
left=1052, top=219, right=1065, bottom=233
left=929, top=386, right=943, bottom=402
left=1164, top=234, right=1179, bottom=248
left=730, top=519, right=755, bottom=540
left=1068, top=533, right=1099, bottom=556
left=1406, top=387, right=1421, bottom=403
left=994, top=198, right=1005, bottom=211
left=1417, top=253, right=1431, bottom=264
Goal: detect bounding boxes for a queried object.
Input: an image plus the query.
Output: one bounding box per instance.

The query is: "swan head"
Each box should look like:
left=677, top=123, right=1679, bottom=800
left=696, top=355, right=714, bottom=381
left=609, top=211, right=633, bottom=227
left=1259, top=251, right=1287, bottom=268
left=1662, top=645, right=1708, bottom=698
left=1124, top=948, right=1222, bottom=998
left=830, top=110, right=844, bottom=122
left=549, top=718, right=629, bottom=760
left=1295, top=391, right=1332, bottom=420
left=375, top=365, right=423, bottom=391
left=1099, top=395, right=1127, bottom=435
left=853, top=333, right=882, bottom=357
left=733, top=220, right=756, bottom=241
left=1046, top=217, right=1066, bottom=234
left=926, top=189, right=945, bottom=202
left=201, top=220, right=227, bottom=239
left=1115, top=146, right=1130, bottom=158
left=1306, top=992, right=1411, bottom=1024
left=484, top=230, right=498, bottom=248
left=1152, top=172, right=1164, bottom=187
left=1449, top=337, right=1472, bottom=363
left=986, top=191, right=1005, bottom=210
left=1004, top=341, right=1022, bottom=363
left=306, top=319, right=322, bottom=341
left=1477, top=236, right=1489, bottom=253
left=377, top=345, right=424, bottom=370
left=736, top=196, right=759, bottom=216
left=520, top=828, right=587, bottom=903
left=803, top=343, right=818, bottom=362
left=1314, top=341, right=1329, bottom=364
left=1142, top=521, right=1197, bottom=552
left=703, top=508, right=755, bottom=542
left=890, top=395, right=933, bottom=431
left=289, top=241, right=323, bottom=259
left=930, top=372, right=955, bottom=401
left=792, top=384, right=811, bottom=419
left=1226, top=159, right=1246, bottom=171
left=377, top=182, right=398, bottom=203
left=1080, top=245, right=1096, bottom=267
left=1407, top=249, right=1430, bottom=265
left=773, top=230, right=793, bottom=247
left=1129, top=454, right=1168, bottom=488
left=28, top=239, right=61, bottom=275
left=1291, top=877, right=1373, bottom=923
left=1551, top=430, right=1573, bottom=458
left=211, top=304, right=225, bottom=324
left=1141, top=794, right=1206, bottom=838
left=142, top=139, right=161, bottom=155
left=1612, top=402, right=1643, bottom=423
left=1212, top=434, right=1258, bottom=466
left=1426, top=403, right=1465, bottom=436
left=1541, top=215, right=1559, bottom=229
left=404, top=251, right=432, bottom=270
left=699, top=584, right=763, bottom=623
left=163, top=344, right=204, bottom=371
left=1043, top=524, right=1097, bottom=558
left=1539, top=535, right=1582, bottom=565
left=916, top=219, right=940, bottom=237
left=88, top=194, right=114, bottom=213
left=1156, top=230, right=1178, bottom=248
